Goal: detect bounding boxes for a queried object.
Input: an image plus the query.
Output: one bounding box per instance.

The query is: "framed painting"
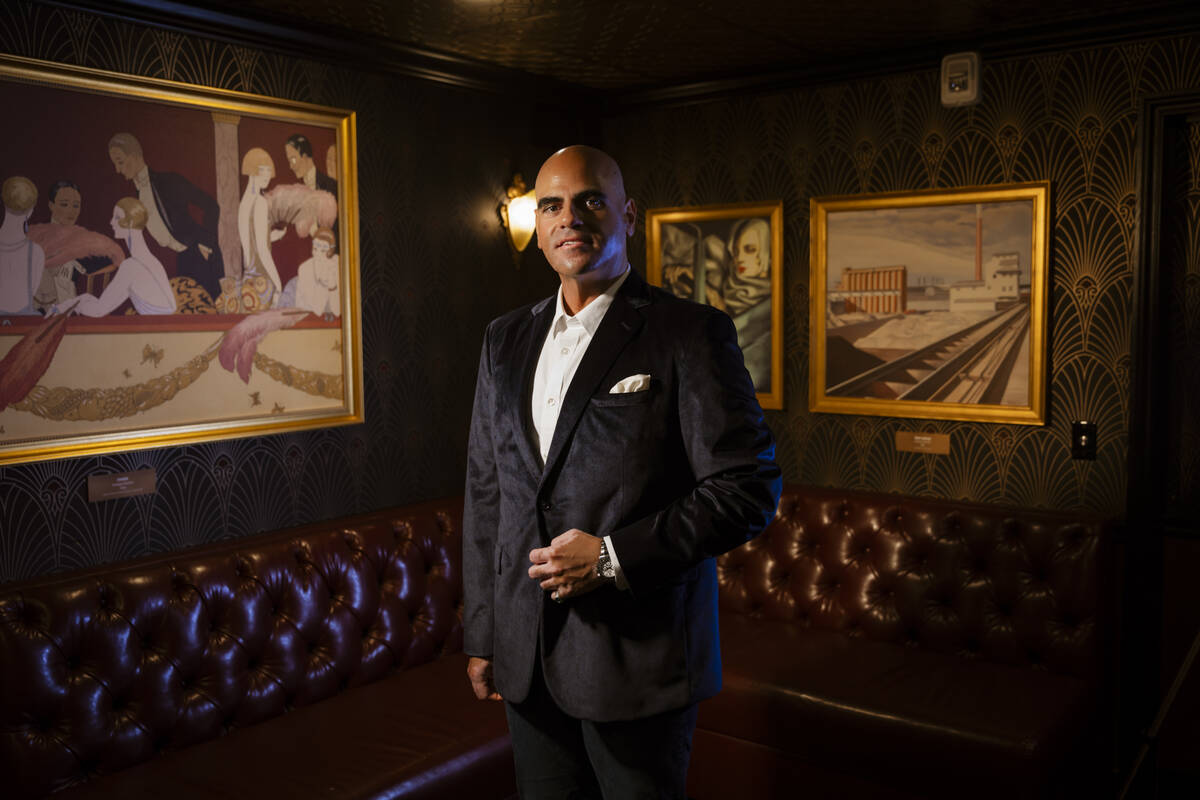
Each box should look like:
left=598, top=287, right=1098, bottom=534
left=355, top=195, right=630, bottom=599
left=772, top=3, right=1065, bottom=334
left=809, top=182, right=1049, bottom=424
left=646, top=201, right=784, bottom=410
left=0, top=54, right=362, bottom=465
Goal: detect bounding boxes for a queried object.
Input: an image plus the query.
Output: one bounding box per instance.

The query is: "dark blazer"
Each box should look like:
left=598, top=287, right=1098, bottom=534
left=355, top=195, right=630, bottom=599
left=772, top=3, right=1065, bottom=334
left=314, top=170, right=338, bottom=197
left=148, top=169, right=224, bottom=300
left=463, top=270, right=781, bottom=722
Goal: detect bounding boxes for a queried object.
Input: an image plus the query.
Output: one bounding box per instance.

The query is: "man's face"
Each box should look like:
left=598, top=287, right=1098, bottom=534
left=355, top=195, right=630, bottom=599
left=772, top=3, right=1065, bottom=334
left=534, top=149, right=635, bottom=282
left=285, top=144, right=310, bottom=179
left=49, top=187, right=81, bottom=226
left=109, top=148, right=143, bottom=181
left=733, top=223, right=768, bottom=278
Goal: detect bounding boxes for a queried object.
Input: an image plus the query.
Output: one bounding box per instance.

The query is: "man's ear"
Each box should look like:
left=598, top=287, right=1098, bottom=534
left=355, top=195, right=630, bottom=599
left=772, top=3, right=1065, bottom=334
left=624, top=197, right=637, bottom=237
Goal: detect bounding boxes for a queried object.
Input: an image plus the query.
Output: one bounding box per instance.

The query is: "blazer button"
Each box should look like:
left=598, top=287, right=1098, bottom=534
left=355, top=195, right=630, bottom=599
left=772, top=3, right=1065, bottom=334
left=539, top=501, right=552, bottom=511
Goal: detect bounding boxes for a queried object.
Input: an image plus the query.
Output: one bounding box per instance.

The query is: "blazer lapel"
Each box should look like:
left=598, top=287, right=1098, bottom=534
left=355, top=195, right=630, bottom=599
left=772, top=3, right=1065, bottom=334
left=540, top=274, right=650, bottom=484
left=507, top=296, right=555, bottom=480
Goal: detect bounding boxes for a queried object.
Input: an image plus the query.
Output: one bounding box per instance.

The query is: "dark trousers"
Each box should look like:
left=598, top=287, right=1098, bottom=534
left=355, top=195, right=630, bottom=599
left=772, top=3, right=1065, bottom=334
left=504, top=661, right=698, bottom=800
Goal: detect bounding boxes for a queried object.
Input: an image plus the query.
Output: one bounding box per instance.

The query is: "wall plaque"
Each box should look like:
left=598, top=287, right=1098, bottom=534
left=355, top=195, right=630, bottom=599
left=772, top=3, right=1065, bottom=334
left=895, top=431, right=951, bottom=455
left=87, top=468, right=157, bottom=502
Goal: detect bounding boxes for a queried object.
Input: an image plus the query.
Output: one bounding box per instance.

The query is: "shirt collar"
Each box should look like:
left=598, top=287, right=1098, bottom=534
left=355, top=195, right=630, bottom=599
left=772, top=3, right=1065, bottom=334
left=551, top=266, right=631, bottom=338
left=133, top=166, right=151, bottom=191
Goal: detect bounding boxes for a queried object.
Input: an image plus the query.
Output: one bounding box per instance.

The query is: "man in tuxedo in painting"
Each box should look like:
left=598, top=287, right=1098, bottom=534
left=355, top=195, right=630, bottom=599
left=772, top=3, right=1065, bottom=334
left=463, top=145, right=781, bottom=798
left=284, top=133, right=337, bottom=196
left=107, top=132, right=224, bottom=301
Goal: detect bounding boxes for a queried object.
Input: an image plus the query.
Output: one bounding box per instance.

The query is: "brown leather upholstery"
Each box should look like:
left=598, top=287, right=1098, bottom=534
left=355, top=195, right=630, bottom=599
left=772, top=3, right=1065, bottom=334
left=0, top=498, right=514, bottom=799
left=717, top=486, right=1103, bottom=675
left=691, top=485, right=1112, bottom=800
left=2, top=486, right=1111, bottom=799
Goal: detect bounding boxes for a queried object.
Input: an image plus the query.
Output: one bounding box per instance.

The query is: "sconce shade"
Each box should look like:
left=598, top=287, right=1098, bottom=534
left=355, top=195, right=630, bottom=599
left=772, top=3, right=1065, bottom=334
left=502, top=173, right=537, bottom=254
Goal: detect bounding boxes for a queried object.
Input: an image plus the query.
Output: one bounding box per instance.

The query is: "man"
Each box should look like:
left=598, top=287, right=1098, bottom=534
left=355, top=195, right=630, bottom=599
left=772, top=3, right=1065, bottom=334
left=108, top=132, right=224, bottom=301
left=463, top=145, right=781, bottom=798
left=284, top=134, right=337, bottom=196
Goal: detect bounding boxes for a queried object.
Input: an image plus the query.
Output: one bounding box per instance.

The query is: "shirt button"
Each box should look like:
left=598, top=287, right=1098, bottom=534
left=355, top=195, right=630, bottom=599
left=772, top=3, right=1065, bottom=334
left=540, top=501, right=552, bottom=511
left=560, top=347, right=570, bottom=355
left=547, top=397, right=556, bottom=406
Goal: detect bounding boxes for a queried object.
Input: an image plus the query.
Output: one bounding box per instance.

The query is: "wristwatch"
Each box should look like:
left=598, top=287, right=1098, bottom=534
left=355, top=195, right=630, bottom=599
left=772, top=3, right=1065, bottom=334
left=595, top=538, right=616, bottom=581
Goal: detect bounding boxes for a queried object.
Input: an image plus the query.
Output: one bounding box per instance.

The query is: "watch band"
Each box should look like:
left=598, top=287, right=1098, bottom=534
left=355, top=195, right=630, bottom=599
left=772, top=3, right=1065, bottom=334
left=596, top=538, right=616, bottom=580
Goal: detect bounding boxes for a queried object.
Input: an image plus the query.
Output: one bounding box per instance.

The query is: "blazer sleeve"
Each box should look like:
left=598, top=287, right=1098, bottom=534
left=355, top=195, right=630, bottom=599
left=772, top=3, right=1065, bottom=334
left=462, top=325, right=500, bottom=658
left=610, top=307, right=782, bottom=594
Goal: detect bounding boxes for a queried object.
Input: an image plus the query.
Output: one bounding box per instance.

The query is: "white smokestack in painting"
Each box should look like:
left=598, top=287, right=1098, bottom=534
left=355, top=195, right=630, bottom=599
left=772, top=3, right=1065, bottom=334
left=975, top=203, right=983, bottom=282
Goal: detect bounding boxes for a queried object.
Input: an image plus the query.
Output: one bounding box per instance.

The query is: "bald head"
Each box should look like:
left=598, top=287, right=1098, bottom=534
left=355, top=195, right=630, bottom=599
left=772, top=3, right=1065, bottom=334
left=533, top=145, right=636, bottom=299
left=535, top=145, right=627, bottom=203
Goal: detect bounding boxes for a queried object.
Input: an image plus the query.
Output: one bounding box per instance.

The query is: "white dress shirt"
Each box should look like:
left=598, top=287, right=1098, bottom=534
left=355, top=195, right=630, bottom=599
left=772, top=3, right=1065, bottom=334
left=531, top=267, right=631, bottom=589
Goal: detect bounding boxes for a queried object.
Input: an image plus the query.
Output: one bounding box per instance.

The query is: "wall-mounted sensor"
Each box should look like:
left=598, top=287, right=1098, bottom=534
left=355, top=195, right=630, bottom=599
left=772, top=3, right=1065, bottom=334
left=940, top=52, right=981, bottom=107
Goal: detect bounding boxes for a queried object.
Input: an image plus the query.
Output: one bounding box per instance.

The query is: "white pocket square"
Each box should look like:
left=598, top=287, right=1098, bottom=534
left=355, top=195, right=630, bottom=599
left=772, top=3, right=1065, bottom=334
left=610, top=374, right=651, bottom=393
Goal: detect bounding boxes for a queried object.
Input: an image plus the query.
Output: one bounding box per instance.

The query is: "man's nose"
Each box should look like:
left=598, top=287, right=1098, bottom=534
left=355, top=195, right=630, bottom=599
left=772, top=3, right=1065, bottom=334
left=563, top=202, right=586, bottom=227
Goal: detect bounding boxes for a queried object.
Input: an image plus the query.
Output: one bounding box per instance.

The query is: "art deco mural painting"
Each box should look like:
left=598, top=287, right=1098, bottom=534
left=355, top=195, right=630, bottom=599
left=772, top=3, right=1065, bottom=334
left=646, top=201, right=784, bottom=410
left=0, top=54, right=362, bottom=466
left=809, top=183, right=1049, bottom=424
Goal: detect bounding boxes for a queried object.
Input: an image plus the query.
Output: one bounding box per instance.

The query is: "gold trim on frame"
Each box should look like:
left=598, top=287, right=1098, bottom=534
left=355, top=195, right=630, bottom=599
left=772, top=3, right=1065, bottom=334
left=646, top=201, right=784, bottom=410
left=809, top=182, right=1049, bottom=425
left=0, top=55, right=363, bottom=465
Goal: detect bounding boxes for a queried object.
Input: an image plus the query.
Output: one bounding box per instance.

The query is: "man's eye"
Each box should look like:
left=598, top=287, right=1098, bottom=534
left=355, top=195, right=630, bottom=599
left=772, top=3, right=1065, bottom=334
left=585, top=198, right=604, bottom=210
left=540, top=204, right=559, bottom=214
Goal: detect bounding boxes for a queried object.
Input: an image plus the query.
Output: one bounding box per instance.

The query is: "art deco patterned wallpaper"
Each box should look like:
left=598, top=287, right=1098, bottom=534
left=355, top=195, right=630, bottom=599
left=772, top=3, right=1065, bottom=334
left=3, top=1, right=1197, bottom=586
left=0, top=1, right=562, bottom=584
left=606, top=34, right=1200, bottom=515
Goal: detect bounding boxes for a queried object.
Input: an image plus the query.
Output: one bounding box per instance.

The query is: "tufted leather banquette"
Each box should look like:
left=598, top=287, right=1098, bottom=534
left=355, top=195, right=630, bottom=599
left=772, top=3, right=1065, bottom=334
left=0, top=498, right=515, bottom=799
left=2, top=486, right=1112, bottom=799
left=687, top=485, right=1114, bottom=800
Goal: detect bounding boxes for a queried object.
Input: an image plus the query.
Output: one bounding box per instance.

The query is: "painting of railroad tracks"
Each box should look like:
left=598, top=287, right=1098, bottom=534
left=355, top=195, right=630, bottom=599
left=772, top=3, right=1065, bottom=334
left=809, top=183, right=1049, bottom=425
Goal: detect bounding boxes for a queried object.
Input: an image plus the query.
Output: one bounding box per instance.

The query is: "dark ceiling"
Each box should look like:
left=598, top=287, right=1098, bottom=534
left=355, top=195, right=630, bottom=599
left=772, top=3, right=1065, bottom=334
left=81, top=0, right=1200, bottom=99
left=193, top=0, right=1198, bottom=88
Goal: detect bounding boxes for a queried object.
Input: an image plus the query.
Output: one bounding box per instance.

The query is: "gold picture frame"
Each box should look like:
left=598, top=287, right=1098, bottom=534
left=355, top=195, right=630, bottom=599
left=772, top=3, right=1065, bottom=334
left=0, top=54, right=362, bottom=465
left=809, top=183, right=1049, bottom=424
left=646, top=201, right=784, bottom=410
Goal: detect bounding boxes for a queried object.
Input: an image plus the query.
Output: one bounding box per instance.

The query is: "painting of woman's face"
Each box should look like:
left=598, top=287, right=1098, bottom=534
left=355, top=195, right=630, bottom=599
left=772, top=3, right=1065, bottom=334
left=49, top=186, right=81, bottom=225
left=733, top=220, right=769, bottom=278
left=109, top=205, right=127, bottom=238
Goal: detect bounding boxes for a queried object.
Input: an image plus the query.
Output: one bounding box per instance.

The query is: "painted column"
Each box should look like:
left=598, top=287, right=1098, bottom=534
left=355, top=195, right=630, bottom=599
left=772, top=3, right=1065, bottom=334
left=212, top=111, right=242, bottom=293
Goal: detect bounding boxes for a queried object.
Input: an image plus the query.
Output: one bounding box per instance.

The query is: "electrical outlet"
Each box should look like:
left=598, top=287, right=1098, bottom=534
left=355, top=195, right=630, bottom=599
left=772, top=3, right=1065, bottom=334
left=1071, top=421, right=1097, bottom=460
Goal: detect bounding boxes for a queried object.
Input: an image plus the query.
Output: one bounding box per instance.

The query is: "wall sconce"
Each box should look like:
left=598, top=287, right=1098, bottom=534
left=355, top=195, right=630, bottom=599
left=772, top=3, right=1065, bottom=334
left=500, top=173, right=536, bottom=267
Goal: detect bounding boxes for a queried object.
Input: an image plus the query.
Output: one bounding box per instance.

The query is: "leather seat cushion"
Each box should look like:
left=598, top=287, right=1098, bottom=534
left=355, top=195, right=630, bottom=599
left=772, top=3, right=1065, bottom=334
left=702, top=614, right=1098, bottom=794
left=50, top=653, right=512, bottom=799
